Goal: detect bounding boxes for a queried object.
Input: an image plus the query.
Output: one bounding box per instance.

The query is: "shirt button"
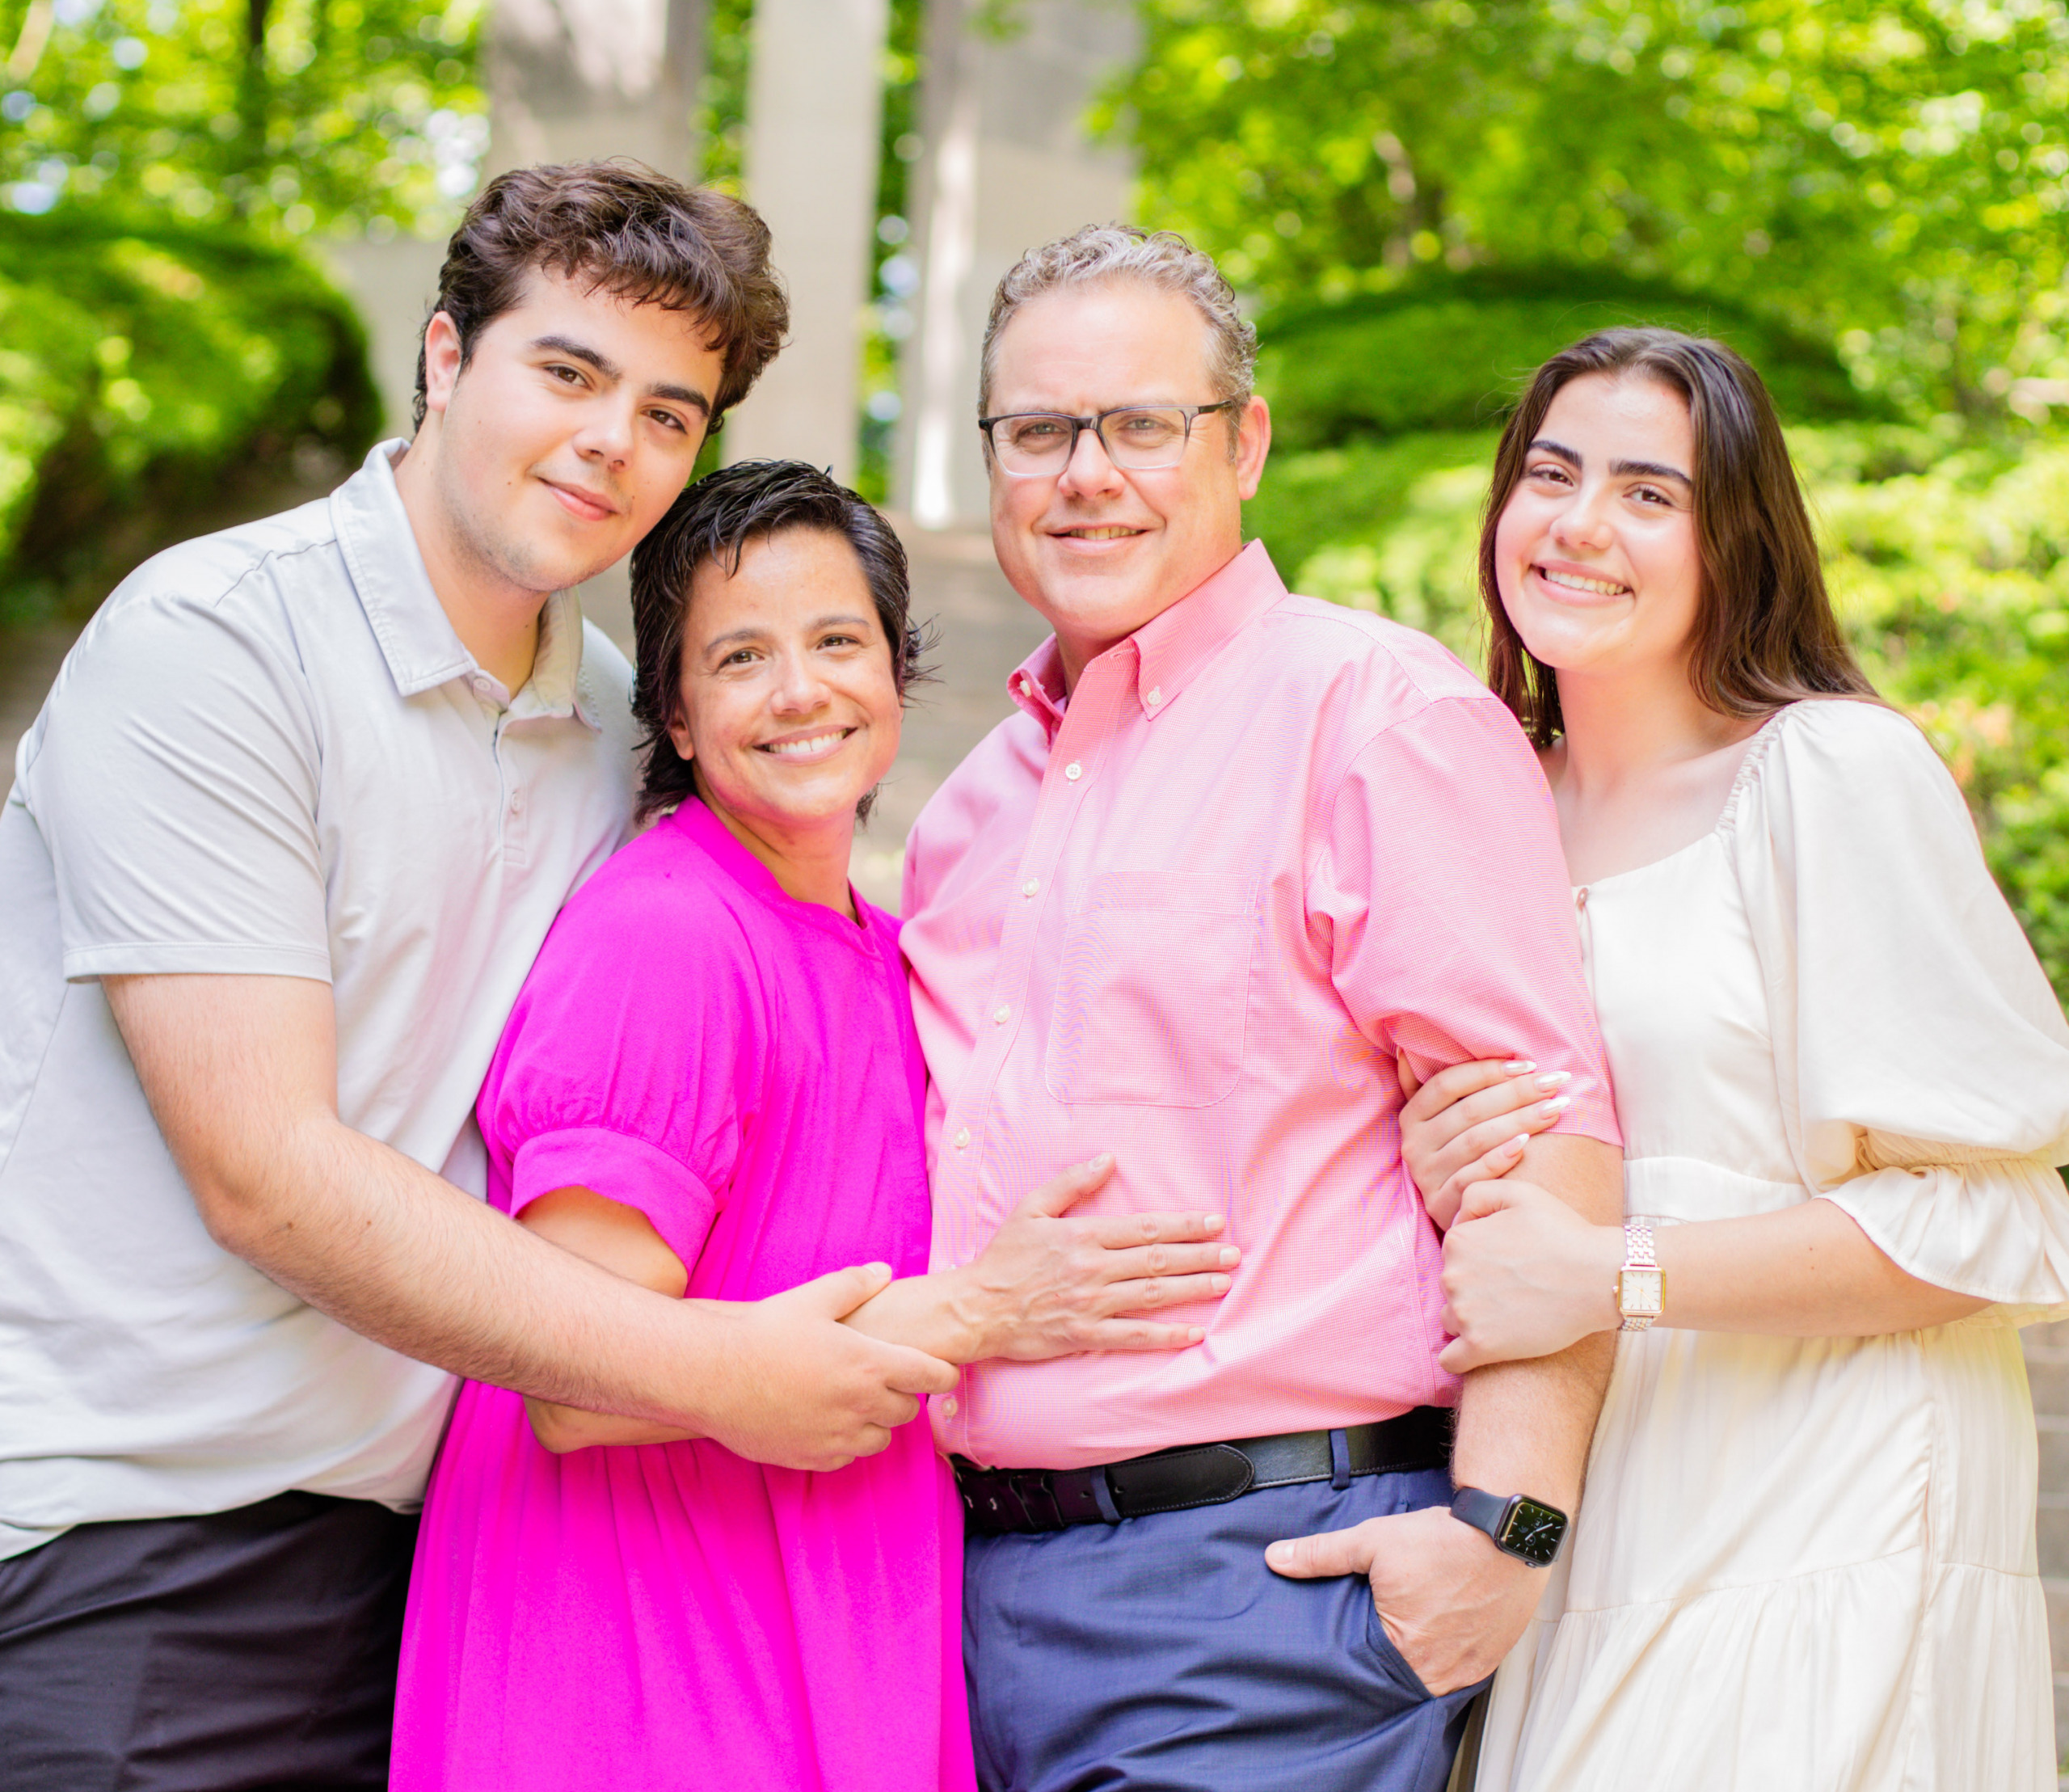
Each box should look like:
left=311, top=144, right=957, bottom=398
left=940, top=1395, right=959, bottom=1416
left=508, top=790, right=525, bottom=814
left=1145, top=686, right=1162, bottom=707
left=992, top=1005, right=1012, bottom=1025
left=1064, top=761, right=1083, bottom=781
left=954, top=1127, right=971, bottom=1149
left=1021, top=879, right=1040, bottom=898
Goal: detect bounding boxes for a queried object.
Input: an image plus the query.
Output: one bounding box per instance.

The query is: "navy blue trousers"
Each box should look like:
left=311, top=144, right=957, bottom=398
left=964, top=1464, right=1483, bottom=1792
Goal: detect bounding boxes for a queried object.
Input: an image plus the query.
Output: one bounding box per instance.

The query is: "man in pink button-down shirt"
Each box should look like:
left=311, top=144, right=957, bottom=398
left=901, top=228, right=1624, bottom=1792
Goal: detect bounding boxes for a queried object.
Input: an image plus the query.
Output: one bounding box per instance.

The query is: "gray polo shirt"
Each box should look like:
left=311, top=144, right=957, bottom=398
left=0, top=441, right=640, bottom=1557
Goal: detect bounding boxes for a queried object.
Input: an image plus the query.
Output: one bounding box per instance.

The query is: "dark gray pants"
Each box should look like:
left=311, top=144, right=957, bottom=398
left=0, top=1491, right=418, bottom=1792
left=965, top=1464, right=1485, bottom=1792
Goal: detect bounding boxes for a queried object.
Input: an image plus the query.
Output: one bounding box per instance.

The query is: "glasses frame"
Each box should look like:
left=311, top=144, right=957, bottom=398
left=976, top=399, right=1241, bottom=477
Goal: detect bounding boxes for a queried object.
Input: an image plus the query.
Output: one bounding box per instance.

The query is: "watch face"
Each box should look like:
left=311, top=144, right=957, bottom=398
left=1619, top=1267, right=1664, bottom=1317
left=1499, top=1497, right=1568, bottom=1566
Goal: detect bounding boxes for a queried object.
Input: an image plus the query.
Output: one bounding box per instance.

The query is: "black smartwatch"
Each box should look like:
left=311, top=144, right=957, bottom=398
left=1449, top=1486, right=1569, bottom=1566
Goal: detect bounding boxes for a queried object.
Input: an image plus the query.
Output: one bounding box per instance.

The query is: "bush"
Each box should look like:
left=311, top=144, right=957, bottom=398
left=1258, top=271, right=1881, bottom=455
left=0, top=205, right=379, bottom=625
left=1244, top=424, right=2069, bottom=1006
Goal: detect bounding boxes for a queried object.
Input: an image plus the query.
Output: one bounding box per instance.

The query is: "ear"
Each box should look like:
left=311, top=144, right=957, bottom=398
left=420, top=310, right=464, bottom=420
left=1234, top=394, right=1271, bottom=503
left=665, top=712, right=695, bottom=765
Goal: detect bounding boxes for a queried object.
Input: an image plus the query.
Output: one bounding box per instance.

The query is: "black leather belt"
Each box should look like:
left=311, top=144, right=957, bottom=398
left=953, top=1406, right=1452, bottom=1537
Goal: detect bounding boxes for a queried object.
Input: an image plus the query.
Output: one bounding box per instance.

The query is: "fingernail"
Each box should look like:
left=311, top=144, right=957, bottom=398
left=1507, top=1133, right=1531, bottom=1154
left=1089, top=1153, right=1113, bottom=1171
left=1203, top=1214, right=1224, bottom=1233
left=1187, top=1326, right=1206, bottom=1343
left=1211, top=1275, right=1231, bottom=1292
left=1534, top=1070, right=1571, bottom=1091
left=1266, top=1542, right=1293, bottom=1566
left=1219, top=1246, right=1241, bottom=1266
left=1540, top=1096, right=1570, bottom=1115
left=1503, top=1059, right=1536, bottom=1073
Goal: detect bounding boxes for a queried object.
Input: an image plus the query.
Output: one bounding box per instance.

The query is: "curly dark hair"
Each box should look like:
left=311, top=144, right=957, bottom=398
left=629, top=459, right=935, bottom=824
left=413, top=158, right=789, bottom=430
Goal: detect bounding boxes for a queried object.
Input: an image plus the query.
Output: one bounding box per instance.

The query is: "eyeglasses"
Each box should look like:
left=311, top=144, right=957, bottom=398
left=978, top=401, right=1238, bottom=477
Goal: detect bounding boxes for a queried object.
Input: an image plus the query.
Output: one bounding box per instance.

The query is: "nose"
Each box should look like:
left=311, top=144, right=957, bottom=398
left=769, top=647, right=833, bottom=716
left=571, top=394, right=636, bottom=471
left=1056, top=420, right=1126, bottom=499
left=1551, top=480, right=1615, bottom=554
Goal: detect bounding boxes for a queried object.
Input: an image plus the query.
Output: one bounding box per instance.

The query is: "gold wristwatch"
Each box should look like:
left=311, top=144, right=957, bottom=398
left=1615, top=1218, right=1664, bottom=1331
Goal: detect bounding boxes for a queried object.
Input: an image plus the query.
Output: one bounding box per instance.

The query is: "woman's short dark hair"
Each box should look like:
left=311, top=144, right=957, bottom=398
left=1478, top=327, right=1876, bottom=748
left=413, top=159, right=789, bottom=429
left=629, top=459, right=933, bottom=824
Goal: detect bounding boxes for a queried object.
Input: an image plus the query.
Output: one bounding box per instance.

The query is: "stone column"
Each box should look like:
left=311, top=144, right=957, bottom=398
left=483, top=0, right=703, bottom=179
left=898, top=0, right=1139, bottom=529
left=719, top=0, right=890, bottom=485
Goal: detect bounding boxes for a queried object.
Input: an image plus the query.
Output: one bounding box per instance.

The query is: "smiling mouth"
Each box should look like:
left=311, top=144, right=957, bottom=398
left=1054, top=525, right=1145, bottom=541
left=544, top=480, right=618, bottom=521
left=1536, top=566, right=1631, bottom=597
left=756, top=728, right=854, bottom=758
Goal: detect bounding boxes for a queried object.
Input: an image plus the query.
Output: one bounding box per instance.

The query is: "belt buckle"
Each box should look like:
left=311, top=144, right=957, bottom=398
left=1009, top=1469, right=1065, bottom=1532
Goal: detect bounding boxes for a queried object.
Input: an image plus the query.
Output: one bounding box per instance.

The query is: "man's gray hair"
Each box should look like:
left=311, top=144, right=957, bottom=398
left=979, top=224, right=1258, bottom=419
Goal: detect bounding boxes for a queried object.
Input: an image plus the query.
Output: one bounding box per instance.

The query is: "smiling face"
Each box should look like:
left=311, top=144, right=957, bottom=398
left=984, top=280, right=1269, bottom=684
left=419, top=267, right=727, bottom=597
left=1492, top=373, right=1704, bottom=685
left=665, top=527, right=902, bottom=852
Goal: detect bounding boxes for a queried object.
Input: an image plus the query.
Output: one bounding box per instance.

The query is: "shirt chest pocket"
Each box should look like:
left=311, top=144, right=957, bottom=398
left=1044, top=871, right=1258, bottom=1108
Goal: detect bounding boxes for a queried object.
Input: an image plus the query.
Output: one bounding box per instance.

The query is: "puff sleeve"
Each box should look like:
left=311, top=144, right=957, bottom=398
left=475, top=861, right=766, bottom=1275
left=1730, top=700, right=2069, bottom=1312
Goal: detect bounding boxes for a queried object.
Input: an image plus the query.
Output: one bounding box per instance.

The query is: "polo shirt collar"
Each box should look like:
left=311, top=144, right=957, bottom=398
left=331, top=440, right=600, bottom=732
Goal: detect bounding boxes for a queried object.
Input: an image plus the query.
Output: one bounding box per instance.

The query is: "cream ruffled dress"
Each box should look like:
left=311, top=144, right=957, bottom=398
left=1475, top=700, right=2069, bottom=1792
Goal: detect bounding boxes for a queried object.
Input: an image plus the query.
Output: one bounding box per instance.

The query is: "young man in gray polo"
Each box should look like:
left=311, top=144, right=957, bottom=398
left=0, top=162, right=957, bottom=1787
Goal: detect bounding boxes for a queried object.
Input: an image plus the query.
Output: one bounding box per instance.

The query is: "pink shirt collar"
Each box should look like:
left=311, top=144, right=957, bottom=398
left=1005, top=540, right=1287, bottom=744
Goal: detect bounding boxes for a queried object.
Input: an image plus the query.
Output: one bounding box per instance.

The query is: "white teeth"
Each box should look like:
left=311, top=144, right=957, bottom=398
left=1541, top=567, right=1629, bottom=597
left=1067, top=527, right=1136, bottom=540
left=762, top=732, right=845, bottom=757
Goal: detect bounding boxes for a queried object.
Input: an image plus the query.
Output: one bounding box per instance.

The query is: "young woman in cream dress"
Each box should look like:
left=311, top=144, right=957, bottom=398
left=1401, top=328, right=2069, bottom=1790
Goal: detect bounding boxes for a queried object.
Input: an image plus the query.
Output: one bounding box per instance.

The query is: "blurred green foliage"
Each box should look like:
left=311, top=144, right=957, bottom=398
left=0, top=0, right=485, bottom=234
left=1109, top=0, right=2069, bottom=420
left=1243, top=425, right=2069, bottom=1000
left=0, top=0, right=470, bottom=615
left=0, top=205, right=378, bottom=620
left=1262, top=268, right=1879, bottom=451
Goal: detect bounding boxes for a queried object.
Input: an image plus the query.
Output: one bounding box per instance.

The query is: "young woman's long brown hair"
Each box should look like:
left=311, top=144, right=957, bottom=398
left=1478, top=327, right=1876, bottom=748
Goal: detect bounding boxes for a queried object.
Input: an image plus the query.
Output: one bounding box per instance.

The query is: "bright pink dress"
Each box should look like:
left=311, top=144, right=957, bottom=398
left=390, top=799, right=974, bottom=1792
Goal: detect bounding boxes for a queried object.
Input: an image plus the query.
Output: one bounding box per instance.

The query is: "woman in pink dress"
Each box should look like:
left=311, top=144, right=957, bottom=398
left=390, top=462, right=1239, bottom=1791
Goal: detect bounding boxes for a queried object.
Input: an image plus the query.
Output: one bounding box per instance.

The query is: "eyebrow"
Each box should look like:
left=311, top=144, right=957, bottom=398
left=1528, top=436, right=1692, bottom=487
left=530, top=334, right=713, bottom=416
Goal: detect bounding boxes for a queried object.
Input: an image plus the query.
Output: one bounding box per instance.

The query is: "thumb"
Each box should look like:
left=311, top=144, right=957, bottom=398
left=1018, top=1152, right=1115, bottom=1220
left=1394, top=1050, right=1422, bottom=1103
left=1264, top=1521, right=1379, bottom=1581
left=1454, top=1179, right=1519, bottom=1226
left=788, top=1261, right=894, bottom=1320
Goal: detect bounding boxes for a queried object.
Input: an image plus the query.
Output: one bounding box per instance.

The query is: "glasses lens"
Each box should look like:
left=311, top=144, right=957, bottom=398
left=1099, top=407, right=1190, bottom=470
left=992, top=415, right=1077, bottom=472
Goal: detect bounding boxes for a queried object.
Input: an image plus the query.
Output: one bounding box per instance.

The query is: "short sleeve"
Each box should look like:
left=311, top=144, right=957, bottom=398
left=1313, top=694, right=1620, bottom=1147
left=1731, top=701, right=2069, bottom=1309
left=23, top=590, right=330, bottom=983
left=475, top=855, right=760, bottom=1271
